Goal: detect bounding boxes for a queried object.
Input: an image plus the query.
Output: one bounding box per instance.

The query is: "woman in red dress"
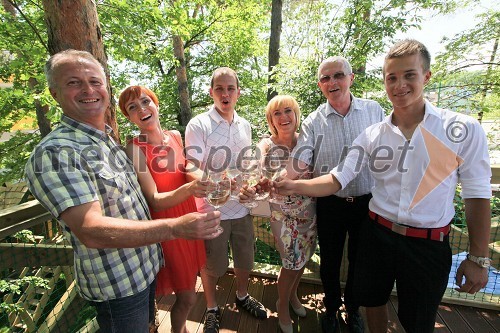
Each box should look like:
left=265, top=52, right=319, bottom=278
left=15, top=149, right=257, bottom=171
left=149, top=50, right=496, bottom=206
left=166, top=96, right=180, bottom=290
left=119, top=86, right=207, bottom=333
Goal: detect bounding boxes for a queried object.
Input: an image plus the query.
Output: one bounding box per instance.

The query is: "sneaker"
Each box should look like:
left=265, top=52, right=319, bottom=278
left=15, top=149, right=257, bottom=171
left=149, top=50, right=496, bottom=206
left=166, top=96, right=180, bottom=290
left=236, top=295, right=268, bottom=319
left=347, top=310, right=364, bottom=333
left=320, top=313, right=339, bottom=333
left=203, top=307, right=221, bottom=333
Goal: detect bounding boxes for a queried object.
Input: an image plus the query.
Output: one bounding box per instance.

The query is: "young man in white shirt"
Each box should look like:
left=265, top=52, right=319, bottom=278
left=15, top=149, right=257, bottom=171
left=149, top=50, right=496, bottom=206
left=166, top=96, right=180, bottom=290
left=274, top=39, right=491, bottom=333
left=185, top=67, right=267, bottom=333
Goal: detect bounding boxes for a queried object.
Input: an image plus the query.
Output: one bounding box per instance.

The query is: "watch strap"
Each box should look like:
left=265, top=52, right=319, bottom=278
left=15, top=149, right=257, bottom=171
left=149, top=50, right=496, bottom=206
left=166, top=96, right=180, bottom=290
left=466, top=253, right=492, bottom=268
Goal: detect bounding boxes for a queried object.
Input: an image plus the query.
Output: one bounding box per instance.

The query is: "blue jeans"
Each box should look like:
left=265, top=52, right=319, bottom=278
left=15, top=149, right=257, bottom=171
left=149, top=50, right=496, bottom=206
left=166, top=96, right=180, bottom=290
left=90, top=279, right=157, bottom=333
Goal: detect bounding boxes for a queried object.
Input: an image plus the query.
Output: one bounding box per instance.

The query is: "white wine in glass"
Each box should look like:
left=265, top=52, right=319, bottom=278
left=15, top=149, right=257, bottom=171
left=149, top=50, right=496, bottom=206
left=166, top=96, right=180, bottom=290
left=207, top=187, right=230, bottom=209
left=206, top=175, right=230, bottom=234
left=240, top=167, right=259, bottom=208
left=226, top=163, right=241, bottom=200
left=265, top=154, right=286, bottom=204
left=207, top=177, right=231, bottom=210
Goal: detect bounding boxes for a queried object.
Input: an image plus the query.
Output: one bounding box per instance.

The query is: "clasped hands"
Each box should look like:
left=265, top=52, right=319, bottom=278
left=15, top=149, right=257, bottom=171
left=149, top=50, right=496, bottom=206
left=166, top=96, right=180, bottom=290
left=238, top=177, right=296, bottom=202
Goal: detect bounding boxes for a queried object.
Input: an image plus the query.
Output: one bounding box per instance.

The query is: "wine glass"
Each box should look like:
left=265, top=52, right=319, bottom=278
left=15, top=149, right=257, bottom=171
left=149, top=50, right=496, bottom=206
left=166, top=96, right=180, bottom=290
left=264, top=153, right=286, bottom=204
left=226, top=158, right=241, bottom=200
left=205, top=171, right=230, bottom=234
left=253, top=164, right=270, bottom=201
left=240, top=158, right=259, bottom=208
left=206, top=172, right=231, bottom=210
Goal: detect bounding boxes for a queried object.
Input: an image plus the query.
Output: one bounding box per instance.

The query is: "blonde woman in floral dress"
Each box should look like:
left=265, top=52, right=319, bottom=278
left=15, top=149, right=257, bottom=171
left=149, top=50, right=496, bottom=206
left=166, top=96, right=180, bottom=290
left=257, top=95, right=317, bottom=333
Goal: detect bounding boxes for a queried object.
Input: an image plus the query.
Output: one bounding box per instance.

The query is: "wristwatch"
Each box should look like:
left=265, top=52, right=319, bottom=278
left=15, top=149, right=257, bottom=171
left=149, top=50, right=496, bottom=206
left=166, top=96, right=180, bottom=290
left=466, top=253, right=492, bottom=268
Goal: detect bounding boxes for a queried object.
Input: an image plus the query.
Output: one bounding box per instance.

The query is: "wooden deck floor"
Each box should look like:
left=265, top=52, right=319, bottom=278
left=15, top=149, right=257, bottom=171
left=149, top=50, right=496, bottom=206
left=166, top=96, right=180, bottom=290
left=156, top=272, right=499, bottom=333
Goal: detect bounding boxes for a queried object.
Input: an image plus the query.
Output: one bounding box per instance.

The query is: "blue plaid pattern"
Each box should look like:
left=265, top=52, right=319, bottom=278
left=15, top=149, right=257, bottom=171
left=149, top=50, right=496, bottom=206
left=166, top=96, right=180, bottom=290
left=25, top=115, right=162, bottom=301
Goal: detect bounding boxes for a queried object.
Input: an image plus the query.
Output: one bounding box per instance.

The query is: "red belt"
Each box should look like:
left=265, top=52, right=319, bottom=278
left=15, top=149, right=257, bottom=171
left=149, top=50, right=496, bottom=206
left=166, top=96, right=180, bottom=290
left=369, top=211, right=450, bottom=242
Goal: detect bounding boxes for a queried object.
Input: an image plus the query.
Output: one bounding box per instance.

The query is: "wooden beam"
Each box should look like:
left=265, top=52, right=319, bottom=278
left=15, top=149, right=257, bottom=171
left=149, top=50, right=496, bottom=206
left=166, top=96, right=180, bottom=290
left=0, top=200, right=53, bottom=240
left=0, top=243, right=73, bottom=269
left=491, top=164, right=500, bottom=184
left=37, top=280, right=88, bottom=333
left=0, top=200, right=48, bottom=226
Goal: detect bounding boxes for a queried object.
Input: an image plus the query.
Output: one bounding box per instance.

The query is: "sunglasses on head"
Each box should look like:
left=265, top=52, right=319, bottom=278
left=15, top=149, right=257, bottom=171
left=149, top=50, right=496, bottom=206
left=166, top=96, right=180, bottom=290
left=319, top=72, right=349, bottom=83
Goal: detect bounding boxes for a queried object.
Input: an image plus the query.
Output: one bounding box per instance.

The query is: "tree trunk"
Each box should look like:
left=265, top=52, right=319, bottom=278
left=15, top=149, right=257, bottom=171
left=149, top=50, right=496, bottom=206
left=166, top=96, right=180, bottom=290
left=1, top=0, right=15, bottom=15
left=267, top=0, right=282, bottom=102
left=41, top=0, right=119, bottom=142
left=29, top=78, right=52, bottom=137
left=172, top=35, right=192, bottom=127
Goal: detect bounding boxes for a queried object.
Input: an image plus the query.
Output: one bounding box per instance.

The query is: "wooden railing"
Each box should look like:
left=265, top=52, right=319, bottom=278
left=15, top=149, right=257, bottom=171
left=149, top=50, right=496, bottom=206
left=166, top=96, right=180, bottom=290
left=0, top=201, right=85, bottom=333
left=1, top=193, right=499, bottom=332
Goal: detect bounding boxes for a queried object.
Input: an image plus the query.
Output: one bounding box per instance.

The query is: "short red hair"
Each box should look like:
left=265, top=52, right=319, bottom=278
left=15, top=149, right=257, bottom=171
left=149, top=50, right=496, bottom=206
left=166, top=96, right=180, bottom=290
left=118, top=86, right=159, bottom=117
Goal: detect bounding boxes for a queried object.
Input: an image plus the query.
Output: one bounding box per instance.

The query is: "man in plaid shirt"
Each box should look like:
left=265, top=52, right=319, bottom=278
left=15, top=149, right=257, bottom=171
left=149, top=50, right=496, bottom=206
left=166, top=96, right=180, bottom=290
left=25, top=49, right=221, bottom=333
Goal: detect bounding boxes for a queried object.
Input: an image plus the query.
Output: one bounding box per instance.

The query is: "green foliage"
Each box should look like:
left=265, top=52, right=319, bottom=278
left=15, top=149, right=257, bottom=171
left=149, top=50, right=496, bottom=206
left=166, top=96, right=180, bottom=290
left=0, top=130, right=40, bottom=185
left=0, top=276, right=49, bottom=297
left=0, top=275, right=50, bottom=320
left=255, top=238, right=281, bottom=266
left=432, top=10, right=499, bottom=116
left=99, top=0, right=269, bottom=139
left=12, top=229, right=36, bottom=243
left=1, top=0, right=497, bottom=185
left=0, top=1, right=51, bottom=184
left=68, top=303, right=97, bottom=333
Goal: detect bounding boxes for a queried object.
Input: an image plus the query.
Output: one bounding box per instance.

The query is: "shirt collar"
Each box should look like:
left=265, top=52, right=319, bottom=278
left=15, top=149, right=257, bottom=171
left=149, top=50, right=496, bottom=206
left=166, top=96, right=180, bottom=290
left=383, top=99, right=438, bottom=128
left=422, top=99, right=440, bottom=121
left=208, top=105, right=240, bottom=124
left=324, top=93, right=357, bottom=117
left=60, top=114, right=115, bottom=142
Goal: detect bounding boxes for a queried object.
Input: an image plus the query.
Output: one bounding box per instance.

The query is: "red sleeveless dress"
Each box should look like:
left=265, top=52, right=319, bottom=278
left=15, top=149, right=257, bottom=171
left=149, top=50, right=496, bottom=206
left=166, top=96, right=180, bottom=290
left=132, top=131, right=206, bottom=295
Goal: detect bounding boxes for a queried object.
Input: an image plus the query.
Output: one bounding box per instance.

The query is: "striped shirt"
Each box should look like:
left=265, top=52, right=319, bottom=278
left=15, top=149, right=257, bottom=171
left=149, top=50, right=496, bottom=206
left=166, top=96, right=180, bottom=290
left=292, top=96, right=385, bottom=197
left=185, top=106, right=251, bottom=220
left=25, top=115, right=162, bottom=301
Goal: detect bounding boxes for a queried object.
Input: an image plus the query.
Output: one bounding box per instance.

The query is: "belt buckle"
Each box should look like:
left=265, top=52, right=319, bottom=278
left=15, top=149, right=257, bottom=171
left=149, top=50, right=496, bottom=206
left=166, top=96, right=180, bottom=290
left=391, top=223, right=407, bottom=236
left=346, top=197, right=354, bottom=202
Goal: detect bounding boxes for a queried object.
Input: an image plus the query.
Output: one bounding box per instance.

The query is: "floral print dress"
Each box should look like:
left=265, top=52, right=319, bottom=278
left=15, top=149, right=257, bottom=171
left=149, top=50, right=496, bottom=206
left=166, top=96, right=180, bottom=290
left=264, top=138, right=318, bottom=270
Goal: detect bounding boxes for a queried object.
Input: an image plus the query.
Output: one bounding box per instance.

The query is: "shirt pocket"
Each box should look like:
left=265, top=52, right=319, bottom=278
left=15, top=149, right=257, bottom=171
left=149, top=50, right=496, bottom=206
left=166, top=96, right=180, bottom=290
left=96, top=169, right=127, bottom=200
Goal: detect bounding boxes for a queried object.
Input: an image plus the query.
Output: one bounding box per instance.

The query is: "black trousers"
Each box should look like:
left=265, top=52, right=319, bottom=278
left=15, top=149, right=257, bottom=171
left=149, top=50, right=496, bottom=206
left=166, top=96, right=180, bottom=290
left=316, top=193, right=371, bottom=315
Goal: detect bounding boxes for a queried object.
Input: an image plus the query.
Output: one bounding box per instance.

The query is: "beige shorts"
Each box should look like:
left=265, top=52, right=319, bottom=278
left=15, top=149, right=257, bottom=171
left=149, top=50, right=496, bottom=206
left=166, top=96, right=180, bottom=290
left=203, top=215, right=255, bottom=277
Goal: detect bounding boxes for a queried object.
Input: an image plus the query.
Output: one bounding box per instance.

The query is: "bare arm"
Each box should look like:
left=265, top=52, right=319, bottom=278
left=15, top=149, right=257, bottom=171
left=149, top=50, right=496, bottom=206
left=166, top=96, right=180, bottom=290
left=60, top=201, right=221, bottom=249
left=274, top=173, right=342, bottom=197
left=455, top=198, right=491, bottom=293
left=285, top=157, right=310, bottom=180
left=126, top=143, right=206, bottom=211
left=185, top=159, right=205, bottom=182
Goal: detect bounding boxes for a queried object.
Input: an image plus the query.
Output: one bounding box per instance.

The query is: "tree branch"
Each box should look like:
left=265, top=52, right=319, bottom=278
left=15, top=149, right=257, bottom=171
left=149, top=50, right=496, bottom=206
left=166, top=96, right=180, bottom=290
left=7, top=0, right=49, bottom=52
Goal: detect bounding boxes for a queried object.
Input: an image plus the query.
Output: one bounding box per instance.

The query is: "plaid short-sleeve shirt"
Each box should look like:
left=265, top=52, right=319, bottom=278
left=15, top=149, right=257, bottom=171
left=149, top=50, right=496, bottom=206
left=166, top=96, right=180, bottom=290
left=25, top=115, right=162, bottom=301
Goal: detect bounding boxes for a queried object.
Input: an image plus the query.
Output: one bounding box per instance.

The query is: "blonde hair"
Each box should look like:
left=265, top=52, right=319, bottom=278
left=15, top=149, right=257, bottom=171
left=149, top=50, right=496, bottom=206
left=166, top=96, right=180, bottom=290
left=265, top=95, right=301, bottom=137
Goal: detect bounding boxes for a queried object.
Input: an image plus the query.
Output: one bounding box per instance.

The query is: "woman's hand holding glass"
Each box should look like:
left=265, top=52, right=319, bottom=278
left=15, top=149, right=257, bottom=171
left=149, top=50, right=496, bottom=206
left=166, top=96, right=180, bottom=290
left=189, top=178, right=211, bottom=198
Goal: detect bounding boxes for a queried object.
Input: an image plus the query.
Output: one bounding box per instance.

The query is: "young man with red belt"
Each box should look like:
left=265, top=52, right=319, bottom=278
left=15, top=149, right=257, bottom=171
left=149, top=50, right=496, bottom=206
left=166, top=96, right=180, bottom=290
left=275, top=39, right=491, bottom=333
